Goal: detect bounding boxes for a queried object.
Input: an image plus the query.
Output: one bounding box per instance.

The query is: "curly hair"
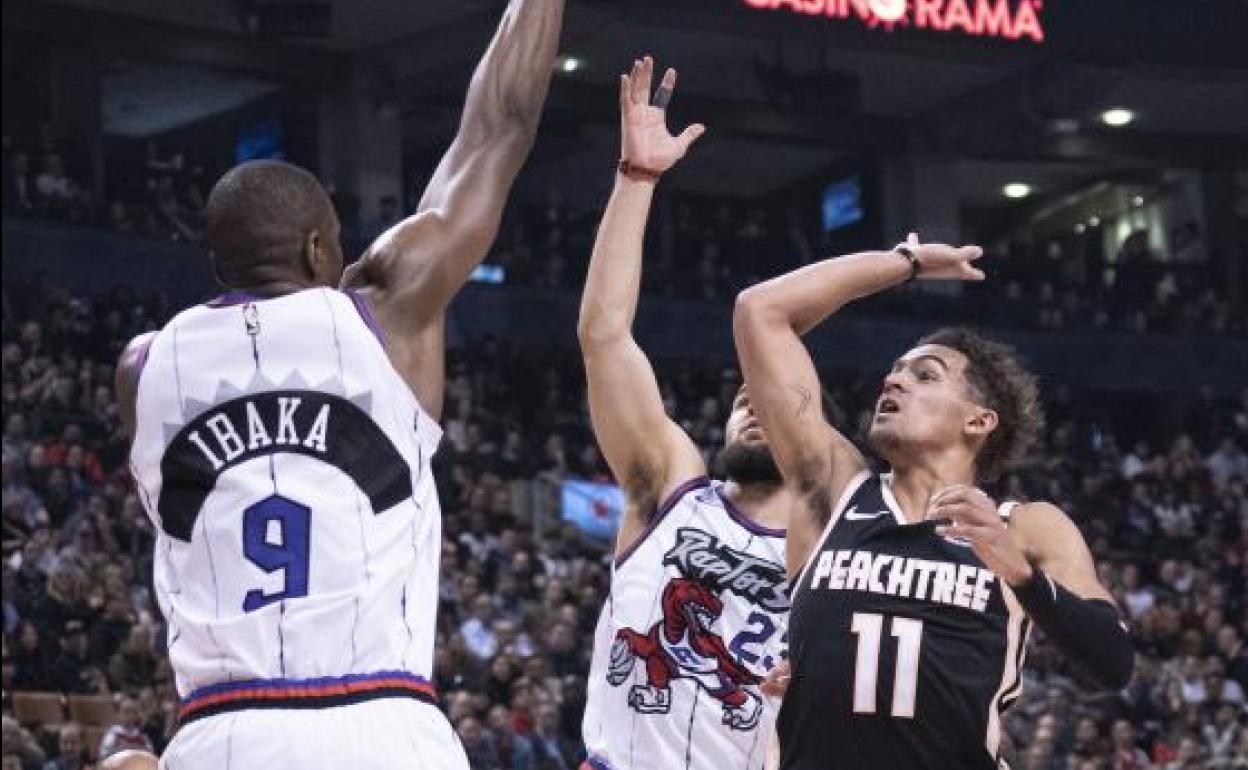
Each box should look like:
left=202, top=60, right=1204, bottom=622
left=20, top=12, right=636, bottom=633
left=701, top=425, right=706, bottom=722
left=917, top=327, right=1044, bottom=482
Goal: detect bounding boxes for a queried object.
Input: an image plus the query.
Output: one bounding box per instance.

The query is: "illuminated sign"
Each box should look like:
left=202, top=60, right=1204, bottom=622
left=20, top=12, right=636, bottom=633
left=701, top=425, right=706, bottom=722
left=742, top=0, right=1046, bottom=43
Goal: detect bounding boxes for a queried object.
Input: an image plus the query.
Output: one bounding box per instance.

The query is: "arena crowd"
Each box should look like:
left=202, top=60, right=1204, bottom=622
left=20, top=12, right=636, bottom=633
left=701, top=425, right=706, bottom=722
left=1, top=275, right=1244, bottom=769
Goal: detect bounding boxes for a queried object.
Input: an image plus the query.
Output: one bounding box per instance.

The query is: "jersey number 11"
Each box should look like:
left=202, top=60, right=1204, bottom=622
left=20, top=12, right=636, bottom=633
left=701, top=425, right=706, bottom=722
left=850, top=612, right=924, bottom=718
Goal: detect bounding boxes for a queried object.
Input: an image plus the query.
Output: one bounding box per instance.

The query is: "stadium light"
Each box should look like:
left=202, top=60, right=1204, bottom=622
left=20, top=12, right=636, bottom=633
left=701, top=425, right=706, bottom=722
left=557, top=55, right=582, bottom=74
left=1002, top=183, right=1032, bottom=199
left=1100, top=108, right=1135, bottom=127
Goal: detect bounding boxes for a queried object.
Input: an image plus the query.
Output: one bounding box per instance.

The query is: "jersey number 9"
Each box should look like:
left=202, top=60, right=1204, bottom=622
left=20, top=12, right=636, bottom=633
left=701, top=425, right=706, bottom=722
left=242, top=494, right=311, bottom=612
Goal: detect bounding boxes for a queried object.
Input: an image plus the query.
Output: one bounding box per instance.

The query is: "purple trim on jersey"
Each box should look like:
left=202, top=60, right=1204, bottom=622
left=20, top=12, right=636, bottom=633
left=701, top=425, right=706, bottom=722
left=614, top=476, right=711, bottom=568
left=345, top=289, right=386, bottom=347
left=715, top=486, right=786, bottom=538
left=180, top=670, right=436, bottom=724
left=205, top=291, right=261, bottom=307
left=133, top=335, right=155, bottom=376
left=181, top=670, right=433, bottom=702
left=582, top=754, right=614, bottom=770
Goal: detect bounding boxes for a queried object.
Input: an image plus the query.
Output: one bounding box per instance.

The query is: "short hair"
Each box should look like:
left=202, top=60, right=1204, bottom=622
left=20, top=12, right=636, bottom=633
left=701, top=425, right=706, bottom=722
left=918, top=327, right=1044, bottom=482
left=204, top=160, right=333, bottom=287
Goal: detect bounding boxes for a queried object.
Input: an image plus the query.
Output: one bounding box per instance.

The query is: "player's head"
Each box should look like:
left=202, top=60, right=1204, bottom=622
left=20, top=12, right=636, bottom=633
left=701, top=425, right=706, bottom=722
left=205, top=160, right=343, bottom=291
left=868, top=327, right=1042, bottom=483
left=715, top=385, right=783, bottom=485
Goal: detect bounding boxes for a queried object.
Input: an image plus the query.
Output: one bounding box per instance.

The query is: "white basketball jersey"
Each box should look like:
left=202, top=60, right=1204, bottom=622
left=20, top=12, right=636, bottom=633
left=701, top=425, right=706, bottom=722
left=129, top=288, right=442, bottom=701
left=582, top=478, right=789, bottom=770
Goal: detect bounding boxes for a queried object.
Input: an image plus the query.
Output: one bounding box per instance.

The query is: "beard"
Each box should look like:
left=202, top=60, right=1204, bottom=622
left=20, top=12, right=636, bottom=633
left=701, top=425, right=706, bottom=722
left=714, top=441, right=784, bottom=485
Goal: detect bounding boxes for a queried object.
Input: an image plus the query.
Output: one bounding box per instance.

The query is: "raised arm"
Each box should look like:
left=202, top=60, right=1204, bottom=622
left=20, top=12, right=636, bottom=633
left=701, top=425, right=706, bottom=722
left=733, top=236, right=983, bottom=565
left=343, top=0, right=564, bottom=418
left=577, top=57, right=705, bottom=556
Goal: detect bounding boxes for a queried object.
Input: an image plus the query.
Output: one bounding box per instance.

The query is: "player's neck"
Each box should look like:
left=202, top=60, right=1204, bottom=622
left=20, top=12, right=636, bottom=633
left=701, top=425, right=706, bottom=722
left=224, top=279, right=314, bottom=298
left=720, top=479, right=790, bottom=531
left=887, top=462, right=975, bottom=523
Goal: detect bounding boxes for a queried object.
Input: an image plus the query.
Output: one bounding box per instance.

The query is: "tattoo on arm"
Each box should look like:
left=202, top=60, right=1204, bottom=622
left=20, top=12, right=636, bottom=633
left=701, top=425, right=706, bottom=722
left=788, top=384, right=813, bottom=419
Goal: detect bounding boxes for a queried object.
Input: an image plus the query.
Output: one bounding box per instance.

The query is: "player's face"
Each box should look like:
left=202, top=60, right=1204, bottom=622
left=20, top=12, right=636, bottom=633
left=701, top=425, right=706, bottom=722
left=867, top=344, right=994, bottom=466
left=724, top=386, right=767, bottom=447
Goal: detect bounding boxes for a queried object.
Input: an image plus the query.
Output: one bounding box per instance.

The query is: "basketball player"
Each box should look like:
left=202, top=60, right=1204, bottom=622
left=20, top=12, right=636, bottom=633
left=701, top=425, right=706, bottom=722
left=578, top=56, right=797, bottom=770
left=732, top=235, right=1134, bottom=769
left=114, top=0, right=564, bottom=766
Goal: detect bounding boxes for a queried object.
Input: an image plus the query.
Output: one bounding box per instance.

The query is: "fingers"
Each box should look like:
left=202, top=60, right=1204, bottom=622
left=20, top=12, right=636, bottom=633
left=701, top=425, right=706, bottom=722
left=907, top=232, right=920, bottom=247
left=934, top=524, right=988, bottom=541
left=930, top=484, right=976, bottom=506
left=619, top=74, right=630, bottom=115
left=652, top=67, right=676, bottom=109
left=637, top=55, right=654, bottom=106
left=676, top=123, right=706, bottom=151
left=961, top=245, right=984, bottom=260
left=629, top=59, right=645, bottom=105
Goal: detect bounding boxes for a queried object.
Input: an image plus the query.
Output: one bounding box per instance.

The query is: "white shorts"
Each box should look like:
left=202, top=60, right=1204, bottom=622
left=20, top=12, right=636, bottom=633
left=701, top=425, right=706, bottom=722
left=160, top=697, right=469, bottom=770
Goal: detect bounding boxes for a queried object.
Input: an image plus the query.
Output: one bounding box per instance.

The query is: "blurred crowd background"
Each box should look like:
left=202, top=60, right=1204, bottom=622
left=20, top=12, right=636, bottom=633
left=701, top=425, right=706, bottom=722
left=1, top=271, right=1245, bottom=769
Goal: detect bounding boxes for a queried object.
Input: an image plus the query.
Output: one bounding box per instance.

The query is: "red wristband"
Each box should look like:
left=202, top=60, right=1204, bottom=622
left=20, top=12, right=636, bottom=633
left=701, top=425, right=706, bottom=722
left=617, top=159, right=662, bottom=182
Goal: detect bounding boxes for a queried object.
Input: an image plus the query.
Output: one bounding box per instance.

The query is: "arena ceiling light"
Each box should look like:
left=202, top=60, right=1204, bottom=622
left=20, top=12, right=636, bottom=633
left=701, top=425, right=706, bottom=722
left=1002, top=183, right=1032, bottom=199
left=1100, top=108, right=1135, bottom=127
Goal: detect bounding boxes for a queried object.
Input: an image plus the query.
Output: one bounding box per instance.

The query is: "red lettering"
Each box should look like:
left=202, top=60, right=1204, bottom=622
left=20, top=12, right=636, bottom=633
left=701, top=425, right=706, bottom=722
left=915, top=0, right=944, bottom=28
left=976, top=0, right=1012, bottom=36
left=739, top=0, right=1044, bottom=43
left=943, top=0, right=974, bottom=33
left=846, top=0, right=873, bottom=21
left=1012, top=0, right=1045, bottom=42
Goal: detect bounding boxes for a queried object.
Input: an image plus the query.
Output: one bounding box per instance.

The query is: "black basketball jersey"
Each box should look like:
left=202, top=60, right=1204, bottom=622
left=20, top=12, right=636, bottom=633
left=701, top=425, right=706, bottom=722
left=777, top=472, right=1030, bottom=770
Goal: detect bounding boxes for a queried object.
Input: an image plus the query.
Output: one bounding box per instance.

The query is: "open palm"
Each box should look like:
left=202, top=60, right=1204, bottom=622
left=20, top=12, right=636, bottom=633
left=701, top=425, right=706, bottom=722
left=620, top=56, right=705, bottom=174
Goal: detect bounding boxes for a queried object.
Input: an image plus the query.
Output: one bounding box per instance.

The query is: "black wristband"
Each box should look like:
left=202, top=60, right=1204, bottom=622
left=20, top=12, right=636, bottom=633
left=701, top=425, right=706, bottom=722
left=893, top=245, right=921, bottom=282
left=1011, top=569, right=1134, bottom=692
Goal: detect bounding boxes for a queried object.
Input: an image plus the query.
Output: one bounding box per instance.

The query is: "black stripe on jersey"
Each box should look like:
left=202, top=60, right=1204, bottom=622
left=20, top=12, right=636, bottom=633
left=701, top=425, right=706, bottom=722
left=684, top=689, right=699, bottom=770
left=157, top=390, right=413, bottom=541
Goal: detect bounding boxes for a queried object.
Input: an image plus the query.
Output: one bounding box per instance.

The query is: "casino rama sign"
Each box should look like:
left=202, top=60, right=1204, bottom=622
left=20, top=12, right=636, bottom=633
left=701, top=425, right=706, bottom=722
left=742, top=0, right=1045, bottom=43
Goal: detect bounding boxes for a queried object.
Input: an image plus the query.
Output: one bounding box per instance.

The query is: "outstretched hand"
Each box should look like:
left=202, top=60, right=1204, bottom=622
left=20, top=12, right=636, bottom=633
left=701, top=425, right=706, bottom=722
left=619, top=56, right=705, bottom=175
left=901, top=232, right=986, bottom=282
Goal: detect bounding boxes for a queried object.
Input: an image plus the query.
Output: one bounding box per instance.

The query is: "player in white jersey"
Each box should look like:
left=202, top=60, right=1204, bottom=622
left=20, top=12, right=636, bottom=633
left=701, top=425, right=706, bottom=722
left=577, top=57, right=801, bottom=770
left=114, top=1, right=564, bottom=766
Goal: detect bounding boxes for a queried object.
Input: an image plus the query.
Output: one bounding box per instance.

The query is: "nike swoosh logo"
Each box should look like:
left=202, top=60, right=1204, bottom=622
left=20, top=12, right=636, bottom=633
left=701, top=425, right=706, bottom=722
left=843, top=506, right=890, bottom=521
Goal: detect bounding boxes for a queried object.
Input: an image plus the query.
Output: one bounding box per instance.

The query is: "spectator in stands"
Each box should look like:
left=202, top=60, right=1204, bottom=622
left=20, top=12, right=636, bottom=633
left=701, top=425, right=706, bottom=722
left=98, top=695, right=155, bottom=760
left=106, top=624, right=155, bottom=693
left=42, top=722, right=88, bottom=770
left=530, top=701, right=574, bottom=770
left=50, top=620, right=97, bottom=694
left=457, top=714, right=502, bottom=769
left=1109, top=719, right=1151, bottom=770
left=486, top=704, right=535, bottom=770
left=1, top=715, right=46, bottom=770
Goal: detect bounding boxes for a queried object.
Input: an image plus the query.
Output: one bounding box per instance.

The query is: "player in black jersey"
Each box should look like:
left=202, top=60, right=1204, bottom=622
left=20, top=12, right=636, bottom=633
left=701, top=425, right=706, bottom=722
left=733, top=234, right=1134, bottom=770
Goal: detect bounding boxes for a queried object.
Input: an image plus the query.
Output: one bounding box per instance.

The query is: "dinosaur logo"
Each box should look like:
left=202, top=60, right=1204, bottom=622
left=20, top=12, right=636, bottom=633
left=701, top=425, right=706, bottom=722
left=607, top=578, right=764, bottom=731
